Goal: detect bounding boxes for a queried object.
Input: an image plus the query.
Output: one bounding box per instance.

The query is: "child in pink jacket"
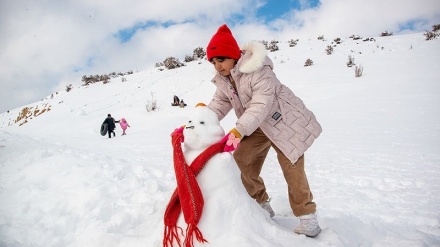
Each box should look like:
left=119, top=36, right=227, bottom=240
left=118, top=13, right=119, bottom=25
left=204, top=24, right=322, bottom=237
left=119, top=118, right=130, bottom=135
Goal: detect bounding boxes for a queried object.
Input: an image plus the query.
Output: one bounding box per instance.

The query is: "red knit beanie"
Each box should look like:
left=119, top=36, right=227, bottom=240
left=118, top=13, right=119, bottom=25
left=206, top=24, right=241, bottom=61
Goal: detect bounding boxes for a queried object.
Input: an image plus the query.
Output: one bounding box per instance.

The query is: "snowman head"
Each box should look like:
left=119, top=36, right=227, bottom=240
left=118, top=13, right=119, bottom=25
left=183, top=106, right=225, bottom=151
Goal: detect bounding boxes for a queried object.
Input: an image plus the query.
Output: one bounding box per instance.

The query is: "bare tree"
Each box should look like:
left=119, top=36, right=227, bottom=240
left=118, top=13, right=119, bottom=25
left=193, top=47, right=206, bottom=59
left=325, top=45, right=333, bottom=55
left=347, top=55, right=355, bottom=67
left=380, top=31, right=393, bottom=37
left=288, top=39, right=299, bottom=47
left=146, top=92, right=158, bottom=112
left=355, top=65, right=363, bottom=77
left=163, top=57, right=184, bottom=70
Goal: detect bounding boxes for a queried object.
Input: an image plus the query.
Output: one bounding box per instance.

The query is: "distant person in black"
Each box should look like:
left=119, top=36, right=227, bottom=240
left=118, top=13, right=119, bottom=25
left=172, top=95, right=180, bottom=106
left=103, top=114, right=119, bottom=138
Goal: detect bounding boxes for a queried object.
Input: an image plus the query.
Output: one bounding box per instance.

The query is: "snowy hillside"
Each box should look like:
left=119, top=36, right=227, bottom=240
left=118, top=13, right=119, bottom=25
left=0, top=33, right=439, bottom=246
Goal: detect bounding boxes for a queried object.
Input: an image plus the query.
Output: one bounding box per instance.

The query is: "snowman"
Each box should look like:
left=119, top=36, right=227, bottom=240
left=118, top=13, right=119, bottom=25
left=162, top=106, right=306, bottom=247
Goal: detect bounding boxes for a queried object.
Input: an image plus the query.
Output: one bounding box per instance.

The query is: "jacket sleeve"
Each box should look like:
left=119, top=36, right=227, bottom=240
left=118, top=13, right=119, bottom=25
left=235, top=66, right=277, bottom=136
left=208, top=87, right=233, bottom=121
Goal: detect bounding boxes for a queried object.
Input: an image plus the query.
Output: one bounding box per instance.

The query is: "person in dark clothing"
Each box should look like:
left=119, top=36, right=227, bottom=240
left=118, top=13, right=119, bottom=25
left=172, top=95, right=180, bottom=106
left=103, top=114, right=119, bottom=138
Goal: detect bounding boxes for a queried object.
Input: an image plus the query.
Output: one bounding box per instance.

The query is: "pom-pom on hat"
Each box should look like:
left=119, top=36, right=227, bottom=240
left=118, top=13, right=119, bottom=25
left=206, top=24, right=241, bottom=61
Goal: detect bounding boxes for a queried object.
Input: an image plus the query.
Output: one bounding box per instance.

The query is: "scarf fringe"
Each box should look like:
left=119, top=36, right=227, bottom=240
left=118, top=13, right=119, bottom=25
left=184, top=224, right=208, bottom=247
left=163, top=224, right=207, bottom=247
left=163, top=225, right=184, bottom=247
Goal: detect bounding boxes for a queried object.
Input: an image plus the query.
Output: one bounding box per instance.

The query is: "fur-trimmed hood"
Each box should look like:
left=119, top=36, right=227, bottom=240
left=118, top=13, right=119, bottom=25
left=238, top=41, right=273, bottom=74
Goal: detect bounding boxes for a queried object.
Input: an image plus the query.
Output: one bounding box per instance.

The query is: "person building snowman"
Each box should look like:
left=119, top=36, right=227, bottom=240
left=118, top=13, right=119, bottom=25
left=203, top=24, right=323, bottom=237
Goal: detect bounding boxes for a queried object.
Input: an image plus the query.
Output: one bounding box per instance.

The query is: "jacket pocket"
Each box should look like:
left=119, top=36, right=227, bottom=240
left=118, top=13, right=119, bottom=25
left=275, top=95, right=290, bottom=125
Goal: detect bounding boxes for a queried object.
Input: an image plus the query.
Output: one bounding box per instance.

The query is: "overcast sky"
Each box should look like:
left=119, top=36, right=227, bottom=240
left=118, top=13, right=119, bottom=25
left=1, top=0, right=439, bottom=113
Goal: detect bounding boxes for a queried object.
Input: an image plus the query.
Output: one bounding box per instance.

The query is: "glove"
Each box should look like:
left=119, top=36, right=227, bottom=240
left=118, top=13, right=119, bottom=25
left=220, top=128, right=242, bottom=152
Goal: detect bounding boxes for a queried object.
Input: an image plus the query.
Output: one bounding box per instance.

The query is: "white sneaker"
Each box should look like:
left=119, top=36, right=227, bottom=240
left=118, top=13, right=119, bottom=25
left=259, top=200, right=275, bottom=218
left=294, top=213, right=321, bottom=237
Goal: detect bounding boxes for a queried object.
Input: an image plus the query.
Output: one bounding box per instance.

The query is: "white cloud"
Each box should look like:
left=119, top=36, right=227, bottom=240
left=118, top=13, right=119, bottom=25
left=0, top=0, right=439, bottom=112
left=274, top=0, right=440, bottom=38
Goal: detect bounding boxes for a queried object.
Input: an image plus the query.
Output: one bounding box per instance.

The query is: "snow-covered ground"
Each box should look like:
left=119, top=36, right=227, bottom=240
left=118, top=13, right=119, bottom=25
left=0, top=33, right=439, bottom=246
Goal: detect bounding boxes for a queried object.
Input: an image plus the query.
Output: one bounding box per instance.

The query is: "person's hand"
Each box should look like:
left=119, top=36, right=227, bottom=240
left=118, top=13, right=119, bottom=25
left=220, top=128, right=242, bottom=152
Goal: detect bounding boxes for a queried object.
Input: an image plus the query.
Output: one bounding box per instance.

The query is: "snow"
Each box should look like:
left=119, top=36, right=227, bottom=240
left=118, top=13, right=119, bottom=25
left=0, top=33, right=439, bottom=246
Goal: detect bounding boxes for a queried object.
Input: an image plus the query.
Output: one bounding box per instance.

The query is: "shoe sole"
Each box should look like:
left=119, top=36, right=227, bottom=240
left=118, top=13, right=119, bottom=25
left=294, top=226, right=321, bottom=237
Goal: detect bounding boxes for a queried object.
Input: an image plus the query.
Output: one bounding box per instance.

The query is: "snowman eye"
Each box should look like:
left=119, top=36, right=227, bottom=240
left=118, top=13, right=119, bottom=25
left=200, top=121, right=205, bottom=124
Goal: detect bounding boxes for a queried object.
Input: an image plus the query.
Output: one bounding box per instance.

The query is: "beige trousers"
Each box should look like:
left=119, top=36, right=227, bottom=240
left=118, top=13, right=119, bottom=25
left=233, top=128, right=316, bottom=216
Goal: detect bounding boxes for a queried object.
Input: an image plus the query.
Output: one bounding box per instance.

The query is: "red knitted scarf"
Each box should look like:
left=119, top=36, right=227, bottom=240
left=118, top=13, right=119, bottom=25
left=163, top=131, right=225, bottom=247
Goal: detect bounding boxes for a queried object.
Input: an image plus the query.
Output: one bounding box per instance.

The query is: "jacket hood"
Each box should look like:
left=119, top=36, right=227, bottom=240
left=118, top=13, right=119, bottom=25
left=238, top=41, right=272, bottom=74
left=211, top=41, right=272, bottom=82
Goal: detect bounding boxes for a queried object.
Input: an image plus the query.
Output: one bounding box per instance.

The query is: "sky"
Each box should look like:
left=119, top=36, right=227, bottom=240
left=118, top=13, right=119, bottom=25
left=0, top=32, right=439, bottom=246
left=0, top=0, right=440, bottom=113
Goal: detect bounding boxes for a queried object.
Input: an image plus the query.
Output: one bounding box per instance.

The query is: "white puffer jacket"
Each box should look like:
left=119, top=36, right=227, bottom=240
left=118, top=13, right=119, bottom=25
left=208, top=41, right=322, bottom=164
